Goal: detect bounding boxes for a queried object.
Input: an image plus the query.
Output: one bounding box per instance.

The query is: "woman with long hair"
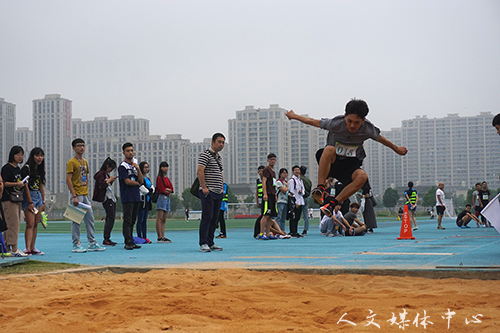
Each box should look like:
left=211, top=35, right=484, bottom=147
left=92, top=157, right=118, bottom=246
left=136, top=161, right=153, bottom=243
left=275, top=168, right=289, bottom=232
left=1, top=146, right=27, bottom=256
left=21, top=147, right=46, bottom=255
left=155, top=161, right=174, bottom=243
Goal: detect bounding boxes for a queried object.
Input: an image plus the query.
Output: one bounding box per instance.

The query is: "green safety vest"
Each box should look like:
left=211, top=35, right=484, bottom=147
left=405, top=188, right=417, bottom=205
left=257, top=179, right=263, bottom=198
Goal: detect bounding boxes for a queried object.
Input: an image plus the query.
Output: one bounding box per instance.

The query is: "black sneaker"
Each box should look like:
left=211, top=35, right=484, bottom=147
left=301, top=230, right=307, bottom=235
left=124, top=244, right=134, bottom=250
left=158, top=237, right=172, bottom=243
left=103, top=239, right=117, bottom=246
left=311, top=186, right=326, bottom=205
left=320, top=203, right=334, bottom=216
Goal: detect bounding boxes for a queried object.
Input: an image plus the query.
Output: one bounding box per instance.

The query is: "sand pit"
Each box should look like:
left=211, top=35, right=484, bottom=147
left=1, top=268, right=499, bottom=332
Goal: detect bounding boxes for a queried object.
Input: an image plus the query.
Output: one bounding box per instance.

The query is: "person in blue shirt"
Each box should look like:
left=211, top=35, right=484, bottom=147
left=216, top=183, right=229, bottom=238
left=137, top=161, right=153, bottom=243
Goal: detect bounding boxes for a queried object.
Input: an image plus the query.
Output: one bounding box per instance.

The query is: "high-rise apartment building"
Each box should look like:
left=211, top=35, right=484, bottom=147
left=33, top=94, right=73, bottom=194
left=227, top=104, right=324, bottom=185
left=0, top=98, right=16, bottom=164
left=73, top=115, right=149, bottom=142
left=15, top=127, right=34, bottom=155
left=227, top=105, right=291, bottom=184
left=364, top=112, right=500, bottom=195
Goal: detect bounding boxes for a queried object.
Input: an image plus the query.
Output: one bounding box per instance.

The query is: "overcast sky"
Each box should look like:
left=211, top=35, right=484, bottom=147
left=1, top=0, right=499, bottom=142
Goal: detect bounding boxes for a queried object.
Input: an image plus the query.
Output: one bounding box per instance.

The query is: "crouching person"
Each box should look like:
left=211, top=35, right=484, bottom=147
left=343, top=202, right=367, bottom=235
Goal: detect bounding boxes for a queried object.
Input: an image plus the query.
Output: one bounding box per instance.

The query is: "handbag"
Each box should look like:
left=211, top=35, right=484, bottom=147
left=191, top=150, right=223, bottom=198
left=9, top=190, right=24, bottom=202
left=286, top=195, right=296, bottom=221
left=190, top=178, right=200, bottom=198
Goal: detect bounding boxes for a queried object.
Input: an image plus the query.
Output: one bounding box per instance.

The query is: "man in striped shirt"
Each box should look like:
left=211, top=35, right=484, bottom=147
left=197, top=133, right=225, bottom=252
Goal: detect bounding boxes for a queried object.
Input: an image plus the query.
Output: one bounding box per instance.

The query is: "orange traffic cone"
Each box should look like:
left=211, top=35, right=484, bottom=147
left=397, top=205, right=415, bottom=240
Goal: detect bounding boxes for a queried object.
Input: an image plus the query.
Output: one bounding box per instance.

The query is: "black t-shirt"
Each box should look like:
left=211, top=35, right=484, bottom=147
left=21, top=165, right=42, bottom=191
left=479, top=189, right=490, bottom=205
left=456, top=210, right=469, bottom=222
left=1, top=163, right=22, bottom=202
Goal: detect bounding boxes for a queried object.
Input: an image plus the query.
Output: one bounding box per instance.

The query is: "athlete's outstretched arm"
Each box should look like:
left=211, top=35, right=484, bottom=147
left=376, top=135, right=408, bottom=156
left=285, top=110, right=320, bottom=127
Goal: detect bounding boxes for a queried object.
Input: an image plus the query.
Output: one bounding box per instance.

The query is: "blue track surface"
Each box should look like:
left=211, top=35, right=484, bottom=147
left=5, top=218, right=498, bottom=278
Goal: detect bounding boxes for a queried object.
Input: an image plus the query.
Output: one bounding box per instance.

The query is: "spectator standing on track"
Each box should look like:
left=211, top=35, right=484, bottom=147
left=66, top=139, right=105, bottom=253
left=471, top=183, right=483, bottom=227
left=197, top=133, right=225, bottom=252
left=404, top=181, right=419, bottom=231
left=257, top=153, right=278, bottom=240
left=253, top=165, right=265, bottom=238
left=92, top=157, right=118, bottom=246
left=362, top=180, right=377, bottom=233
left=436, top=182, right=446, bottom=230
left=137, top=161, right=153, bottom=243
left=299, top=166, right=311, bottom=235
left=275, top=168, right=289, bottom=232
left=155, top=161, right=174, bottom=243
left=288, top=165, right=305, bottom=238
left=479, top=181, right=492, bottom=227
left=216, top=182, right=229, bottom=239
left=21, top=147, right=46, bottom=255
left=118, top=142, right=144, bottom=250
left=1, top=146, right=27, bottom=257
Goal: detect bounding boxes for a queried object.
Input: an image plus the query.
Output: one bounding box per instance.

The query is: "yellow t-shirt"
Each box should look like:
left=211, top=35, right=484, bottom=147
left=66, top=157, right=89, bottom=196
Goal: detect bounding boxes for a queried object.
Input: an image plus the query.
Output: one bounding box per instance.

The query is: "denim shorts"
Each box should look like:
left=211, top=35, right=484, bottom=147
left=22, top=190, right=43, bottom=211
left=156, top=194, right=171, bottom=212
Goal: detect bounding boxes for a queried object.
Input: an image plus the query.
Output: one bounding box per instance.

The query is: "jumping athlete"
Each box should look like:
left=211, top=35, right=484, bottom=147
left=285, top=99, right=408, bottom=212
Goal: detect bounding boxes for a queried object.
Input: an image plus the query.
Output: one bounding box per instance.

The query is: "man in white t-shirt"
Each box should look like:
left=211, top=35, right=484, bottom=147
left=435, top=182, right=446, bottom=230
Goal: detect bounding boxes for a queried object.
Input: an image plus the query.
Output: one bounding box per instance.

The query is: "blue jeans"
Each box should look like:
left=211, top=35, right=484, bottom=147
left=276, top=202, right=287, bottom=231
left=301, top=200, right=310, bottom=231
left=199, top=190, right=223, bottom=246
left=136, top=207, right=150, bottom=239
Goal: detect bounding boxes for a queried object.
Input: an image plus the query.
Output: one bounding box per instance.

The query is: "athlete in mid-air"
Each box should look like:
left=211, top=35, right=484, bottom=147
left=286, top=99, right=408, bottom=212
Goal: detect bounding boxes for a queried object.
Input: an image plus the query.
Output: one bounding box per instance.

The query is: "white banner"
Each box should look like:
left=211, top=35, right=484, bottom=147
left=480, top=193, right=500, bottom=234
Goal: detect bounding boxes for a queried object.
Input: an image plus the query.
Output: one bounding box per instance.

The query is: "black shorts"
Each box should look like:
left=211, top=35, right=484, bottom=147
left=316, top=148, right=362, bottom=186
left=261, top=195, right=277, bottom=217
left=436, top=206, right=446, bottom=215
left=456, top=219, right=463, bottom=227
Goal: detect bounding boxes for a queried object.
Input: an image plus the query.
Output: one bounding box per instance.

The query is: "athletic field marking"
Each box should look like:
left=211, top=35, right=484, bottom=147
left=356, top=252, right=455, bottom=256
left=235, top=256, right=339, bottom=259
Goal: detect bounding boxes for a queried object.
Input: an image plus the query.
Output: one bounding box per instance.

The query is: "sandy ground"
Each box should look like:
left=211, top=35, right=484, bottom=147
left=1, top=268, right=499, bottom=332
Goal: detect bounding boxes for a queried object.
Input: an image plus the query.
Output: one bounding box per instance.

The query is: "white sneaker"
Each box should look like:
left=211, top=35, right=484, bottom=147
left=210, top=244, right=223, bottom=251
left=72, top=242, right=87, bottom=253
left=200, top=244, right=211, bottom=252
left=11, top=249, right=28, bottom=257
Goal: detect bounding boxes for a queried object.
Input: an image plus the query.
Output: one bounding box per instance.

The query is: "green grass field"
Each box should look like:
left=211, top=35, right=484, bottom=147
left=35, top=216, right=396, bottom=234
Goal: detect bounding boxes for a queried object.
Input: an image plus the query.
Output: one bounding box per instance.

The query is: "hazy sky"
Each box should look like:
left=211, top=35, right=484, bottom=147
left=1, top=0, right=499, bottom=142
